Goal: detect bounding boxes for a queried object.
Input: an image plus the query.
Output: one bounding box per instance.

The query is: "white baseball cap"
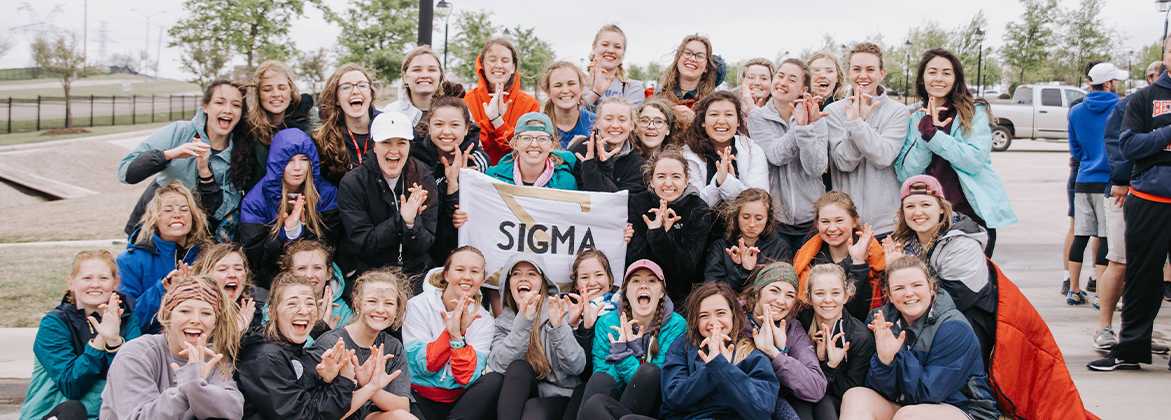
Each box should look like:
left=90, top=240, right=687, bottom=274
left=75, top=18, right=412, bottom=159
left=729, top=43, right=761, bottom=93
left=370, top=111, right=415, bottom=142
left=1087, top=63, right=1129, bottom=85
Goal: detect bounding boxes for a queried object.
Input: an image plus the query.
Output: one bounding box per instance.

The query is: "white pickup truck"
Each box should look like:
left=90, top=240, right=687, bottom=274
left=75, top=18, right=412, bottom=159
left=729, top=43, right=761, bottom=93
left=988, top=84, right=1086, bottom=151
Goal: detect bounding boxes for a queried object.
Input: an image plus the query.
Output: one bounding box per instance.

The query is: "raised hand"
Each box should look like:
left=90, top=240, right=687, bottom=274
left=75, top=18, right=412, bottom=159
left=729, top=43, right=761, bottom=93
left=320, top=286, right=341, bottom=329
left=623, top=222, right=634, bottom=244
left=752, top=304, right=778, bottom=358
left=162, top=263, right=193, bottom=292
left=483, top=83, right=512, bottom=128
left=812, top=325, right=828, bottom=361
left=440, top=294, right=465, bottom=341
left=881, top=236, right=904, bottom=261
left=673, top=105, right=695, bottom=123
left=399, top=183, right=429, bottom=226
left=769, top=307, right=788, bottom=355
left=921, top=97, right=953, bottom=128
left=566, top=293, right=586, bottom=328
left=845, top=94, right=882, bottom=121
left=238, top=298, right=256, bottom=332
left=353, top=344, right=381, bottom=387
left=792, top=93, right=828, bottom=126
left=441, top=144, right=476, bottom=195
left=316, top=338, right=348, bottom=383
left=823, top=324, right=851, bottom=369
left=590, top=58, right=615, bottom=98
left=88, top=293, right=124, bottom=349
left=661, top=208, right=682, bottom=232
left=452, top=205, right=469, bottom=229
left=607, top=312, right=643, bottom=344
left=848, top=223, right=874, bottom=264
left=170, top=334, right=224, bottom=381
left=191, top=135, right=213, bottom=179
left=858, top=93, right=881, bottom=121
left=573, top=132, right=597, bottom=162
left=643, top=200, right=669, bottom=230
left=163, top=137, right=211, bottom=161
left=715, top=146, right=737, bottom=185
left=520, top=289, right=542, bottom=320
left=284, top=194, right=306, bottom=231
left=547, top=296, right=571, bottom=328
left=740, top=84, right=759, bottom=112
left=869, top=311, right=904, bottom=365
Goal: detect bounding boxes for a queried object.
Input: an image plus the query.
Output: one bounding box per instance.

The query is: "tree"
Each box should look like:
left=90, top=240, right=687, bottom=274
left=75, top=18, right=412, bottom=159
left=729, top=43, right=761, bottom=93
left=169, top=23, right=231, bottom=90
left=328, top=0, right=417, bottom=84
left=31, top=32, right=93, bottom=128
left=295, top=48, right=331, bottom=94
left=951, top=11, right=989, bottom=88
left=0, top=35, right=13, bottom=61
left=627, top=63, right=646, bottom=82
left=1050, top=0, right=1116, bottom=83
left=1001, top=0, right=1059, bottom=84
left=169, top=0, right=316, bottom=71
left=644, top=61, right=665, bottom=84
left=448, top=9, right=499, bottom=83
left=510, top=26, right=555, bottom=93
left=108, top=50, right=153, bottom=74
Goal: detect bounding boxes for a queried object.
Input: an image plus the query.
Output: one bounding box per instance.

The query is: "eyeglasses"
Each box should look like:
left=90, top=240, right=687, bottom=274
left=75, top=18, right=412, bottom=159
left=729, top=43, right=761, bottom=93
left=639, top=118, right=667, bottom=128
left=681, top=50, right=708, bottom=63
left=516, top=134, right=553, bottom=145
left=338, top=82, right=372, bottom=93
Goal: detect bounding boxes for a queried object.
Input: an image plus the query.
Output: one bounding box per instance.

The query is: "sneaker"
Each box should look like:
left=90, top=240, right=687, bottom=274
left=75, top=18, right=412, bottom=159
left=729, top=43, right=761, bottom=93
left=1164, top=282, right=1171, bottom=302
left=1061, top=279, right=1071, bottom=296
left=1087, top=356, right=1139, bottom=371
left=1087, top=277, right=1096, bottom=293
left=1092, top=294, right=1100, bottom=310
left=1153, top=342, right=1170, bottom=355
left=1093, top=326, right=1118, bottom=349
left=1067, top=291, right=1088, bottom=305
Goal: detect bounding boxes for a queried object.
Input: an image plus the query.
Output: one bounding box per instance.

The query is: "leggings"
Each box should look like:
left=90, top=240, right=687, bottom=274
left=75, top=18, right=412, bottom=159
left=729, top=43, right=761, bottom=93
left=41, top=400, right=87, bottom=420
left=1070, top=235, right=1109, bottom=266
left=791, top=395, right=836, bottom=420
left=412, top=371, right=505, bottom=420
left=577, top=365, right=662, bottom=420
left=498, top=360, right=571, bottom=420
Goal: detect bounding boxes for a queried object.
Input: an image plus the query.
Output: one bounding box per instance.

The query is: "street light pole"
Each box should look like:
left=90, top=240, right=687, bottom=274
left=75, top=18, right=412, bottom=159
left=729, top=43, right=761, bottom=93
left=436, top=1, right=452, bottom=68
left=1158, top=1, right=1171, bottom=42
left=904, top=39, right=911, bottom=105
left=418, top=0, right=433, bottom=47
left=974, top=28, right=985, bottom=97
left=131, top=9, right=164, bottom=76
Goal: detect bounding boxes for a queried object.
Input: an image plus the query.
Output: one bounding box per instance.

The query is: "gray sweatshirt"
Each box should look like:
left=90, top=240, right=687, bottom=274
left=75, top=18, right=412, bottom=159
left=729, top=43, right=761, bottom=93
left=584, top=78, right=646, bottom=112
left=747, top=100, right=830, bottom=226
left=825, top=92, right=910, bottom=235
left=488, top=308, right=586, bottom=398
left=99, top=334, right=244, bottom=420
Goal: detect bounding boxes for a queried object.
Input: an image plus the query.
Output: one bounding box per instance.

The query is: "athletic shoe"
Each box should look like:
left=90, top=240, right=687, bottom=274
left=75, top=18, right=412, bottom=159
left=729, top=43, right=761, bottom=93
left=1153, top=342, right=1170, bottom=355
left=1087, top=356, right=1139, bottom=371
left=1061, top=279, right=1071, bottom=296
left=1092, top=294, right=1100, bottom=310
left=1067, top=291, right=1088, bottom=305
left=1087, top=277, right=1096, bottom=293
left=1093, top=326, right=1117, bottom=350
left=1164, top=282, right=1171, bottom=302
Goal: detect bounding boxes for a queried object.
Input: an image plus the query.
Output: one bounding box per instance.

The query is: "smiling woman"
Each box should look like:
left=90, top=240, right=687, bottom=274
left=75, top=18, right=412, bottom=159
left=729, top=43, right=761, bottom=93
left=704, top=188, right=792, bottom=292
left=465, top=38, right=541, bottom=165
left=315, top=63, right=381, bottom=186
left=681, top=90, right=769, bottom=210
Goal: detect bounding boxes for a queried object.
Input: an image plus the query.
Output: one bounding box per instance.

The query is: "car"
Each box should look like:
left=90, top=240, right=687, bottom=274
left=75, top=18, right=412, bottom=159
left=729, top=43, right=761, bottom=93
left=981, top=90, right=1000, bottom=99
left=986, top=84, right=1086, bottom=152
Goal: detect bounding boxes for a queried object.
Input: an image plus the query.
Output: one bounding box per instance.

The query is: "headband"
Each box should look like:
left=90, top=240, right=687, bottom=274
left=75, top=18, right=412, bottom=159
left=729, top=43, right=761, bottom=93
left=163, top=280, right=221, bottom=315
left=753, top=262, right=799, bottom=293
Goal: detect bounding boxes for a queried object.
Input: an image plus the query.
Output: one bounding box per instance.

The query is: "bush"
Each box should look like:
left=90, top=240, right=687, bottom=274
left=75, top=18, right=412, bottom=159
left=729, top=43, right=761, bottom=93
left=999, top=93, right=1011, bottom=99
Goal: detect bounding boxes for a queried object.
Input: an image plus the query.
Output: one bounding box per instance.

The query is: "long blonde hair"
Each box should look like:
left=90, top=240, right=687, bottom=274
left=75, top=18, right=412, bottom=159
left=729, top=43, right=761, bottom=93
left=315, top=63, right=378, bottom=183
left=269, top=158, right=325, bottom=238
left=806, top=49, right=847, bottom=101
left=158, top=276, right=240, bottom=375
left=589, top=25, right=629, bottom=83
left=246, top=61, right=302, bottom=146
left=136, top=180, right=211, bottom=249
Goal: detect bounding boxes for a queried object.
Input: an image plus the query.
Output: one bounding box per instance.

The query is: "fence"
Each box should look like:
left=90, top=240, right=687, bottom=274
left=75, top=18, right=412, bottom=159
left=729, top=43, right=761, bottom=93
left=0, top=67, right=50, bottom=81
left=0, top=94, right=202, bottom=134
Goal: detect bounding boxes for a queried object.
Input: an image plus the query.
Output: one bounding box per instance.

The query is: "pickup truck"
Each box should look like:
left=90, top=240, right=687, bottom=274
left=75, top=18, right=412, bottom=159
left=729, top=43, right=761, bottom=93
left=988, top=84, right=1086, bottom=151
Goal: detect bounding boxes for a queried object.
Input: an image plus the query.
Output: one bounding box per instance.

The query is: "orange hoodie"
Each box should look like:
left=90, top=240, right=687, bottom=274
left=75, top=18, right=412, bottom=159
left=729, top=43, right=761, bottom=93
left=464, top=53, right=540, bottom=165
left=792, top=234, right=886, bottom=312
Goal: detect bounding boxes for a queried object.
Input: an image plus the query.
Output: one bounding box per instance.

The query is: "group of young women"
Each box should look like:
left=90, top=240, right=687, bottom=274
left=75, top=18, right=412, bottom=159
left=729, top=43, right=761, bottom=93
left=24, top=24, right=1031, bottom=420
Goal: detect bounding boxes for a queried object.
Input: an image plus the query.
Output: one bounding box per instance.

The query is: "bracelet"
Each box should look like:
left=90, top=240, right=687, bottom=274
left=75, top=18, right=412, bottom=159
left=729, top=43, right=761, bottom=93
left=105, top=337, right=124, bottom=352
left=449, top=339, right=466, bottom=349
left=591, top=90, right=605, bottom=98
left=779, top=346, right=789, bottom=355
left=198, top=174, right=214, bottom=182
left=490, top=114, right=503, bottom=123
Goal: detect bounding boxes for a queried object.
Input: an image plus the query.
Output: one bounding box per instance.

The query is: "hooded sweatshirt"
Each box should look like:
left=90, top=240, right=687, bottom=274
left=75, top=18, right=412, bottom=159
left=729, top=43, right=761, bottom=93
left=488, top=254, right=587, bottom=397
left=1104, top=95, right=1134, bottom=191
left=825, top=91, right=910, bottom=235
left=236, top=328, right=355, bottom=420
left=683, top=135, right=770, bottom=207
left=659, top=336, right=780, bottom=420
left=22, top=294, right=141, bottom=420
left=245, top=93, right=317, bottom=194
left=402, top=274, right=495, bottom=403
left=703, top=232, right=793, bottom=292
left=864, top=291, right=999, bottom=420
left=116, top=228, right=201, bottom=334
left=591, top=293, right=687, bottom=390
left=1119, top=71, right=1171, bottom=200
left=1069, top=90, right=1119, bottom=187
left=411, top=124, right=490, bottom=266
left=239, top=128, right=341, bottom=289
left=99, top=334, right=244, bottom=420
left=570, top=136, right=647, bottom=194
left=746, top=100, right=830, bottom=227
left=464, top=55, right=542, bottom=165
left=627, top=187, right=714, bottom=302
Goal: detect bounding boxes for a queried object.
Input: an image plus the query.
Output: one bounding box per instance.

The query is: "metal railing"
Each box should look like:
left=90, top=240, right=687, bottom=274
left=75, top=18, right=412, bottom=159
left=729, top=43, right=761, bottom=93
left=0, top=94, right=202, bottom=134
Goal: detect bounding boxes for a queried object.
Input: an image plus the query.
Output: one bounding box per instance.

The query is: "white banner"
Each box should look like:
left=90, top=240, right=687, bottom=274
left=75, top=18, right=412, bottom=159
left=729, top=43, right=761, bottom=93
left=457, top=169, right=628, bottom=292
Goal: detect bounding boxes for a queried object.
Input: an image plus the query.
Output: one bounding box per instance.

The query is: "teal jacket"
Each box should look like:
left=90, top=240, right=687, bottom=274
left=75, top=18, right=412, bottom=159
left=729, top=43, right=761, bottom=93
left=486, top=149, right=579, bottom=190
left=896, top=104, right=1018, bottom=229
left=591, top=309, right=687, bottom=390
left=21, top=296, right=142, bottom=420
left=117, top=107, right=241, bottom=220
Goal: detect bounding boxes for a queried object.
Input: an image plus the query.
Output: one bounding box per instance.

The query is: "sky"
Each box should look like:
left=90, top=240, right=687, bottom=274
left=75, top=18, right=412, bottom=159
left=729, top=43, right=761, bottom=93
left=2, top=0, right=1168, bottom=82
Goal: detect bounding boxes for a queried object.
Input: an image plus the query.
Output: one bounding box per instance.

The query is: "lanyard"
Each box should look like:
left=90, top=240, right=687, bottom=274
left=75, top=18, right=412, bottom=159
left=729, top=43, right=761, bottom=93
left=348, top=128, right=368, bottom=167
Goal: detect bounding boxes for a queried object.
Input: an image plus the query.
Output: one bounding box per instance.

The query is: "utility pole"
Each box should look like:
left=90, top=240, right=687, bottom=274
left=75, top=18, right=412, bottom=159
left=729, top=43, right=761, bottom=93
left=155, top=25, right=163, bottom=78
left=418, top=0, right=433, bottom=46
left=83, top=0, right=87, bottom=63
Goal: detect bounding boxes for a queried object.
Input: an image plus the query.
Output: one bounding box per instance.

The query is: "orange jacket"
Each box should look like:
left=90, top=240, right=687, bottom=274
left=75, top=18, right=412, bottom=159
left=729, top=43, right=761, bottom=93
left=464, top=54, right=540, bottom=165
left=986, top=262, right=1099, bottom=420
left=792, top=234, right=885, bottom=312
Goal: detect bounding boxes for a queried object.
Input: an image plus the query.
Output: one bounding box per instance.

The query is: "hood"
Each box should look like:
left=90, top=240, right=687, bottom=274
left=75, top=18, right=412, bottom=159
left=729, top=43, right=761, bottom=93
left=1080, top=90, right=1119, bottom=114
left=712, top=54, right=727, bottom=87
left=127, top=226, right=173, bottom=256
left=242, top=128, right=338, bottom=223
left=939, top=212, right=988, bottom=249
left=499, top=253, right=559, bottom=297
left=1155, top=71, right=1171, bottom=89
left=475, top=51, right=522, bottom=99
left=191, top=107, right=214, bottom=143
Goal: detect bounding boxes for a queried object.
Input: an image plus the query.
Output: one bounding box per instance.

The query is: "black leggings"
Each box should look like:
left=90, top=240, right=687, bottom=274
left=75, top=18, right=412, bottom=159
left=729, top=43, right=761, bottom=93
left=498, top=360, right=571, bottom=420
left=1069, top=235, right=1109, bottom=266
left=791, top=395, right=837, bottom=420
left=412, top=371, right=505, bottom=420
left=42, top=400, right=87, bottom=420
left=577, top=365, right=662, bottom=420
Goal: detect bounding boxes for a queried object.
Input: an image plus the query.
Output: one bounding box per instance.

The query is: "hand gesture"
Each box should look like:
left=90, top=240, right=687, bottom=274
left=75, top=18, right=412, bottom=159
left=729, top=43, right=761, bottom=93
left=520, top=289, right=542, bottom=320
left=238, top=298, right=256, bottom=333
left=88, top=293, right=124, bottom=349
left=162, top=263, right=193, bottom=292
left=623, top=222, right=634, bottom=244
left=441, top=144, right=477, bottom=195
left=319, top=286, right=342, bottom=329
left=547, top=296, right=571, bottom=328
left=452, top=205, right=469, bottom=229
left=163, top=137, right=211, bottom=161
left=584, top=132, right=622, bottom=163
left=920, top=96, right=953, bottom=128
left=881, top=236, right=904, bottom=261
left=566, top=293, right=586, bottom=328
left=792, top=93, right=829, bottom=126
left=769, top=309, right=788, bottom=355
left=366, top=348, right=399, bottom=389
left=727, top=238, right=761, bottom=271
left=399, top=183, right=430, bottom=226
left=740, top=84, right=759, bottom=112
left=813, top=325, right=828, bottom=361
left=661, top=207, right=682, bottom=232
left=191, top=136, right=213, bottom=178
left=714, top=146, right=737, bottom=186
left=752, top=304, right=778, bottom=358
left=170, top=334, right=223, bottom=381
left=643, top=199, right=669, bottom=230
left=316, top=338, right=349, bottom=383
left=869, top=311, right=905, bottom=366
left=673, top=105, right=696, bottom=124
left=821, top=323, right=851, bottom=369
left=699, top=322, right=734, bottom=363
left=441, top=292, right=483, bottom=341
left=845, top=94, right=881, bottom=122
left=284, top=194, right=306, bottom=231
left=353, top=344, right=381, bottom=387
left=607, top=312, right=644, bottom=343
left=483, top=83, right=512, bottom=127
left=848, top=223, right=874, bottom=264
left=590, top=59, right=615, bottom=97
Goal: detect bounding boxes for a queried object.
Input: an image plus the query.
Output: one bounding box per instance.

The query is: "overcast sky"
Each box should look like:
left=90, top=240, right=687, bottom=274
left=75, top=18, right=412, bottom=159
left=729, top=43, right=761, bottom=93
left=3, top=0, right=1167, bottom=82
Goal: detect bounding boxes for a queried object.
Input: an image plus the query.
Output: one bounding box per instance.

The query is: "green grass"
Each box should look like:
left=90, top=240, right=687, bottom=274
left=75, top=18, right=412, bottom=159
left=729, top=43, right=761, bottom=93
left=0, top=122, right=172, bottom=146
left=0, top=243, right=125, bottom=327
left=2, top=110, right=195, bottom=135
left=0, top=188, right=139, bottom=244
left=1, top=80, right=202, bottom=99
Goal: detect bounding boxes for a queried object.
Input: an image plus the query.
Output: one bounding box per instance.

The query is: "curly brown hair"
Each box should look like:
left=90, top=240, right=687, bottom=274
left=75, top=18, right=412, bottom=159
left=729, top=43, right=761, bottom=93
left=314, top=63, right=379, bottom=183
left=683, top=90, right=748, bottom=159
left=720, top=188, right=778, bottom=241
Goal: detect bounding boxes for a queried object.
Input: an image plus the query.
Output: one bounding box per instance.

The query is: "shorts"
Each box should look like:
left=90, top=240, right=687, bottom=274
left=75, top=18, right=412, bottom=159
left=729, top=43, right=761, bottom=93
left=1074, top=192, right=1107, bottom=237
left=1105, top=195, right=1126, bottom=264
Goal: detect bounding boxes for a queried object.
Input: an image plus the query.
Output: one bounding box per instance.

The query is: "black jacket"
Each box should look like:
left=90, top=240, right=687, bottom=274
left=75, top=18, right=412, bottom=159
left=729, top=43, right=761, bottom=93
left=568, top=139, right=648, bottom=194
left=238, top=210, right=341, bottom=291
left=808, top=244, right=874, bottom=322
left=410, top=125, right=489, bottom=266
left=337, top=151, right=439, bottom=278
left=795, top=307, right=876, bottom=401
left=236, top=327, right=355, bottom=420
left=627, top=188, right=713, bottom=302
left=703, top=231, right=793, bottom=292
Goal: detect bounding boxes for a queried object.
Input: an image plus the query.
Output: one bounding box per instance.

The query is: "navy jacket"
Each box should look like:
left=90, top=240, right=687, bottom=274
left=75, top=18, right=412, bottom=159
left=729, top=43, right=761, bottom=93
left=116, top=229, right=201, bottom=333
left=660, top=338, right=779, bottom=420
left=1104, top=96, right=1132, bottom=193
left=704, top=232, right=793, bottom=292
left=1120, top=71, right=1171, bottom=198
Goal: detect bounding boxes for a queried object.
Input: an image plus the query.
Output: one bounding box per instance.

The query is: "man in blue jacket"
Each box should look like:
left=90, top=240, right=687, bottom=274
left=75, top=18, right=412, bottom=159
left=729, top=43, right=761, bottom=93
left=1066, top=62, right=1126, bottom=306
left=1089, top=37, right=1171, bottom=371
